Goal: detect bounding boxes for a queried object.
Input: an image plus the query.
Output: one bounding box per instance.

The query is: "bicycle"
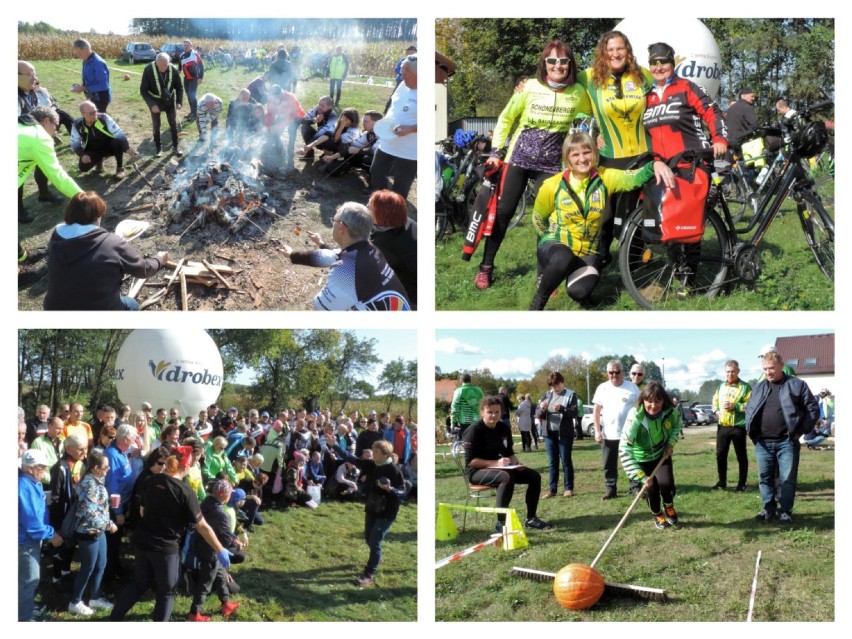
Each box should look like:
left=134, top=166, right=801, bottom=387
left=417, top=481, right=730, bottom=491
left=723, top=140, right=786, bottom=223
left=618, top=100, right=834, bottom=309
left=435, top=132, right=487, bottom=243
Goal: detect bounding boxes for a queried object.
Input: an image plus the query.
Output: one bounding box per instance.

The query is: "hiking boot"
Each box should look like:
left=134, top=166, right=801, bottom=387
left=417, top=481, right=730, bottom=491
left=185, top=113, right=197, bottom=122
left=663, top=503, right=678, bottom=526
left=713, top=482, right=726, bottom=490
left=529, top=293, right=549, bottom=310
left=38, top=191, right=63, bottom=203
left=220, top=600, right=240, bottom=618
left=735, top=484, right=747, bottom=492
left=563, top=490, right=574, bottom=498
left=542, top=490, right=557, bottom=499
left=22, top=247, right=48, bottom=264
left=67, top=601, right=94, bottom=616
left=524, top=516, right=552, bottom=530
left=19, top=208, right=35, bottom=224
left=602, top=488, right=617, bottom=500
left=755, top=510, right=775, bottom=522
left=495, top=521, right=505, bottom=534
left=187, top=611, right=211, bottom=621
left=653, top=513, right=669, bottom=529
left=356, top=574, right=375, bottom=587
left=474, top=267, right=493, bottom=290
left=778, top=512, right=794, bottom=525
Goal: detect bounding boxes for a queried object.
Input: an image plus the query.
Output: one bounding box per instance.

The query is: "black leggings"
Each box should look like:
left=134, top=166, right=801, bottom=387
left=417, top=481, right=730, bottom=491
left=637, top=456, right=676, bottom=514
left=468, top=466, right=542, bottom=522
left=480, top=163, right=550, bottom=268
left=536, top=242, right=602, bottom=301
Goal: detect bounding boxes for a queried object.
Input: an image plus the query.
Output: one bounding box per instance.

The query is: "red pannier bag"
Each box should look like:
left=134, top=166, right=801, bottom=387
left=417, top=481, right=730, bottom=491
left=643, top=160, right=709, bottom=244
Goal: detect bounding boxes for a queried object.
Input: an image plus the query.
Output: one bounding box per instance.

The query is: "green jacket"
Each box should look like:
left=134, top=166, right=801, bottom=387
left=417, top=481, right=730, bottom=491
left=451, top=383, right=484, bottom=426
left=17, top=120, right=83, bottom=196
left=619, top=405, right=682, bottom=481
left=712, top=380, right=751, bottom=427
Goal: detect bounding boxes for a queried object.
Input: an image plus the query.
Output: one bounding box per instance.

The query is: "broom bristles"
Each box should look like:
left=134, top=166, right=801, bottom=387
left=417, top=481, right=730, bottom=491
left=510, top=567, right=669, bottom=603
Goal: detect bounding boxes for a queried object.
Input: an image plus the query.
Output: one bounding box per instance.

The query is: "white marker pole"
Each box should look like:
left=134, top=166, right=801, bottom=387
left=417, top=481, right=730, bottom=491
left=747, top=550, right=762, bottom=622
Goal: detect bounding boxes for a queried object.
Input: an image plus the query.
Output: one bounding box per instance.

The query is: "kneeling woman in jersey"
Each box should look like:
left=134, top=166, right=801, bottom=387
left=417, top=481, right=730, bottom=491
left=530, top=132, right=673, bottom=309
left=618, top=382, right=683, bottom=529
left=282, top=202, right=410, bottom=311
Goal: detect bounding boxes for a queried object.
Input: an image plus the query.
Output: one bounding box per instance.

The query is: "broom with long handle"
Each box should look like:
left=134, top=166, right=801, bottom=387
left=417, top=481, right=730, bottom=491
left=512, top=454, right=669, bottom=602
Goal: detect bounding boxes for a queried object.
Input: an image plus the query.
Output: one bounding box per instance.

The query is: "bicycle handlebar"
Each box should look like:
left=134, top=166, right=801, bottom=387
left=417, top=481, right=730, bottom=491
left=800, top=99, right=834, bottom=118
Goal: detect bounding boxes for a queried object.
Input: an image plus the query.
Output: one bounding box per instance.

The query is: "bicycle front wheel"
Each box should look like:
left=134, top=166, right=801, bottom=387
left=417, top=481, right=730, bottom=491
left=797, top=190, right=834, bottom=281
left=723, top=172, right=749, bottom=223
left=435, top=203, right=449, bottom=244
left=619, top=207, right=730, bottom=309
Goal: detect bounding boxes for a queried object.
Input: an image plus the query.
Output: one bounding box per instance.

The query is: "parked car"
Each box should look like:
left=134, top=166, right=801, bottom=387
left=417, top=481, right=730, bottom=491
left=158, top=43, right=182, bottom=64
left=678, top=404, right=697, bottom=426
left=122, top=42, right=157, bottom=64
left=694, top=404, right=717, bottom=424
left=582, top=405, right=595, bottom=437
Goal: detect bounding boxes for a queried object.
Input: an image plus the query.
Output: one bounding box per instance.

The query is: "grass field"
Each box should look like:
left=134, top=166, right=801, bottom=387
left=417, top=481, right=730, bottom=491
left=435, top=182, right=835, bottom=311
left=37, top=498, right=418, bottom=621
left=435, top=427, right=834, bottom=621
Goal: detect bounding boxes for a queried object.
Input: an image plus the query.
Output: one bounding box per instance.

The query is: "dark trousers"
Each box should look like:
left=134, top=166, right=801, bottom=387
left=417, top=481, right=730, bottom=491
left=110, top=548, right=180, bottom=621
left=601, top=438, right=620, bottom=490
left=370, top=148, right=416, bottom=199
left=184, top=79, right=199, bottom=116
left=104, top=520, right=124, bottom=582
left=637, top=456, right=676, bottom=514
left=520, top=430, right=533, bottom=451
left=78, top=138, right=125, bottom=172
left=189, top=560, right=230, bottom=612
left=364, top=512, right=395, bottom=576
left=535, top=242, right=602, bottom=303
left=91, top=92, right=110, bottom=114
left=151, top=105, right=178, bottom=150
left=716, top=426, right=748, bottom=486
left=329, top=78, right=343, bottom=104
left=300, top=122, right=322, bottom=146
left=481, top=163, right=549, bottom=268
left=469, top=466, right=542, bottom=522
left=545, top=432, right=574, bottom=492
left=18, top=166, right=52, bottom=214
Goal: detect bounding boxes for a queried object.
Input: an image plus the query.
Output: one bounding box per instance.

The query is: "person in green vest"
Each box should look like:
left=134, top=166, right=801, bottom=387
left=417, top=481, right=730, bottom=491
left=711, top=360, right=752, bottom=491
left=327, top=45, right=349, bottom=107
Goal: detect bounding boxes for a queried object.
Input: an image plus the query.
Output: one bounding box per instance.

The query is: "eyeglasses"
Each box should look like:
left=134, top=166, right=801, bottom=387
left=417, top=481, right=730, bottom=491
left=649, top=60, right=673, bottom=70
left=607, top=370, right=623, bottom=376
left=630, top=372, right=644, bottom=377
left=545, top=57, right=571, bottom=66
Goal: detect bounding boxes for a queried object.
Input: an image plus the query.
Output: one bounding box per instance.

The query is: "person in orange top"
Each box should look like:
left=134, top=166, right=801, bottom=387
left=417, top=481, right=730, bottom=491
left=62, top=403, right=93, bottom=451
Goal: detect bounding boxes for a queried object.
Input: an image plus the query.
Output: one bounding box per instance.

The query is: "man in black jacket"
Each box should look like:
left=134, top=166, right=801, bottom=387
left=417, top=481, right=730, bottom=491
left=139, top=53, right=184, bottom=157
left=726, top=88, right=757, bottom=146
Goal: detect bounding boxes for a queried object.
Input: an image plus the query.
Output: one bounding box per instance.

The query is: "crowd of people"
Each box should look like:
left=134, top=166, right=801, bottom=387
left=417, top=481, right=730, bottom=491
left=454, top=348, right=825, bottom=533
left=470, top=30, right=803, bottom=310
left=18, top=41, right=418, bottom=312
left=18, top=400, right=418, bottom=621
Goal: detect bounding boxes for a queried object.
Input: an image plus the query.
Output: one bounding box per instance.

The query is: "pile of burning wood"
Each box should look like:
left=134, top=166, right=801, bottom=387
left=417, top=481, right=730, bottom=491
left=165, top=160, right=276, bottom=234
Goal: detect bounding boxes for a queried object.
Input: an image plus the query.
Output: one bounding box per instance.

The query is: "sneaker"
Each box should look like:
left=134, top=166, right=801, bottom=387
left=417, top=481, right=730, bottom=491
left=114, top=168, right=125, bottom=179
left=220, top=600, right=240, bottom=618
left=67, top=601, right=94, bottom=616
left=563, top=490, right=574, bottom=498
left=713, top=482, right=726, bottom=490
left=735, top=484, right=747, bottom=492
left=154, top=147, right=163, bottom=157
left=474, top=267, right=493, bottom=290
left=185, top=113, right=197, bottom=122
left=755, top=510, right=775, bottom=522
left=88, top=598, right=113, bottom=610
left=602, top=488, right=617, bottom=500
left=663, top=503, right=679, bottom=526
left=779, top=512, right=794, bottom=525
left=654, top=514, right=669, bottom=529
left=187, top=611, right=211, bottom=621
left=19, top=208, right=35, bottom=224
left=356, top=574, right=375, bottom=587
left=542, top=491, right=557, bottom=499
left=173, top=147, right=183, bottom=157
left=524, top=516, right=553, bottom=530
left=32, top=603, right=47, bottom=618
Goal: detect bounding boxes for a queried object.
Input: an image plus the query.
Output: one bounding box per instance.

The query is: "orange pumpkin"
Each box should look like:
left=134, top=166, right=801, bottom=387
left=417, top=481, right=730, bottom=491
left=553, top=563, right=605, bottom=610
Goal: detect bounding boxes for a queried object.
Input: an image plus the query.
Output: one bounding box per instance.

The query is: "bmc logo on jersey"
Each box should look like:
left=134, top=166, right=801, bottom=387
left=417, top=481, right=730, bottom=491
left=644, top=102, right=680, bottom=121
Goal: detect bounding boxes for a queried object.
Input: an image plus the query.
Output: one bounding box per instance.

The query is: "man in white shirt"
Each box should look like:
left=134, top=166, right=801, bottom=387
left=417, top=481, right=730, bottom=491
left=593, top=359, right=640, bottom=499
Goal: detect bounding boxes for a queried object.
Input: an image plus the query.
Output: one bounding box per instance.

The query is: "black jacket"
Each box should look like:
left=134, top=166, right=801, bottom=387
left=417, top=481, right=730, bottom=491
left=370, top=220, right=418, bottom=309
left=536, top=388, right=578, bottom=440
left=139, top=62, right=183, bottom=110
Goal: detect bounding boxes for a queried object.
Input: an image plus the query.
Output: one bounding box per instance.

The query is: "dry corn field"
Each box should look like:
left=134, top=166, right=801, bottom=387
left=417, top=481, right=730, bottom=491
left=18, top=35, right=407, bottom=77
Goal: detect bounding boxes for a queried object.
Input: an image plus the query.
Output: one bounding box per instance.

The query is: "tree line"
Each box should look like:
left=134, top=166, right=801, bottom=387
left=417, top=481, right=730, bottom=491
left=128, top=18, right=417, bottom=41
left=18, top=330, right=417, bottom=419
left=437, top=18, right=834, bottom=125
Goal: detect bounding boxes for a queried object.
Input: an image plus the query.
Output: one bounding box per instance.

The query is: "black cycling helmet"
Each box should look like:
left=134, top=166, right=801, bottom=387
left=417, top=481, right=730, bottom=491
left=793, top=121, right=828, bottom=158
left=648, top=42, right=675, bottom=65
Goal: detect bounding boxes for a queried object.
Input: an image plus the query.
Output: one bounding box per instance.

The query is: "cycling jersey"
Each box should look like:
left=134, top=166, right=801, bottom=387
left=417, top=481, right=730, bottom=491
left=492, top=79, right=591, bottom=173
left=292, top=240, right=410, bottom=311
left=619, top=406, right=682, bottom=478
left=578, top=68, right=653, bottom=165
left=712, top=380, right=751, bottom=427
left=533, top=162, right=655, bottom=257
left=644, top=76, right=726, bottom=160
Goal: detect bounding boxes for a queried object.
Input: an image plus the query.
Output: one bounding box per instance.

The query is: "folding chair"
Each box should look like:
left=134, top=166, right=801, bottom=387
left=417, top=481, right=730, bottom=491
left=451, top=440, right=494, bottom=531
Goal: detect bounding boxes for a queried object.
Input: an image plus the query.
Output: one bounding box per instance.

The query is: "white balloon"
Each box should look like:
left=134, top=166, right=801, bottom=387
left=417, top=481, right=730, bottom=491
left=614, top=18, right=722, bottom=100
left=114, top=329, right=224, bottom=417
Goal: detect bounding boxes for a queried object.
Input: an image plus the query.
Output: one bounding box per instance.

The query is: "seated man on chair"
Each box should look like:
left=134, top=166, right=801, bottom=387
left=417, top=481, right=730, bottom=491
left=462, top=396, right=552, bottom=532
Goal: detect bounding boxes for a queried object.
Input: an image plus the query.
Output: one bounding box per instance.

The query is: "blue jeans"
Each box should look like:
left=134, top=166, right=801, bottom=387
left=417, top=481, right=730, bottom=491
left=364, top=512, right=395, bottom=576
left=754, top=438, right=800, bottom=515
left=545, top=433, right=574, bottom=492
left=184, top=79, right=198, bottom=116
left=70, top=533, right=107, bottom=604
left=120, top=295, right=139, bottom=310
left=18, top=541, right=42, bottom=621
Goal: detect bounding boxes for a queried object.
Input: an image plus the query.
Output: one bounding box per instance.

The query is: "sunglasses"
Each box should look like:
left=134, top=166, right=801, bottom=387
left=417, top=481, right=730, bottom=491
left=630, top=372, right=644, bottom=377
left=649, top=60, right=673, bottom=69
left=607, top=370, right=623, bottom=376
left=545, top=57, right=571, bottom=66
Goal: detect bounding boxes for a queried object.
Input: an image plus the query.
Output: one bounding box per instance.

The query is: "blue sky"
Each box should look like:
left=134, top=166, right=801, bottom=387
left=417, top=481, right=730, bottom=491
left=436, top=329, right=832, bottom=391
